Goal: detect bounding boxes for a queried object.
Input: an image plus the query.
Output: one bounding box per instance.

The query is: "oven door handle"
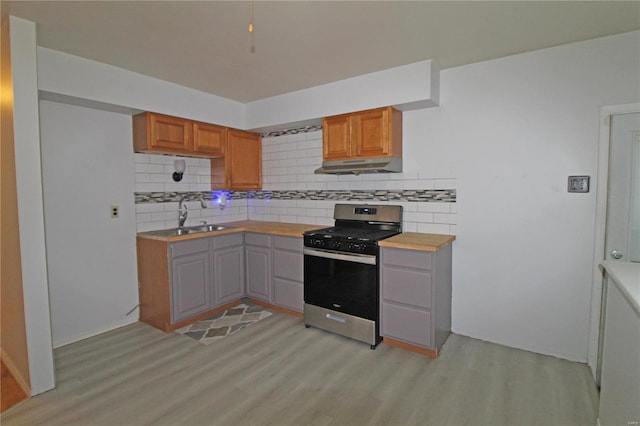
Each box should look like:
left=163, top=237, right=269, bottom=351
left=303, top=247, right=377, bottom=265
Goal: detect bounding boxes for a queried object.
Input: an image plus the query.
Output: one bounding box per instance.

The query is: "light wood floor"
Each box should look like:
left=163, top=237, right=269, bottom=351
left=1, top=312, right=598, bottom=425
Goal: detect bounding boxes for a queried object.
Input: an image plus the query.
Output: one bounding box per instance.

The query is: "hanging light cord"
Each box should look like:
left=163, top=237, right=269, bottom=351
left=249, top=1, right=255, bottom=53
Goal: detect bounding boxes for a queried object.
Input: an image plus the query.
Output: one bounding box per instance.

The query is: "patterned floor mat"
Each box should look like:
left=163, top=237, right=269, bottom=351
left=175, top=304, right=272, bottom=345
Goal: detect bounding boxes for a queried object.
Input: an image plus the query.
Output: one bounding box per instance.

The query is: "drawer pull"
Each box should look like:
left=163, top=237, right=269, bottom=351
left=326, top=313, right=347, bottom=324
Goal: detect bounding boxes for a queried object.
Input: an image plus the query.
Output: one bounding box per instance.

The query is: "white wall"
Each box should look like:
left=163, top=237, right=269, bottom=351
left=37, top=47, right=246, bottom=129
left=39, top=101, right=139, bottom=348
left=407, top=31, right=640, bottom=361
left=9, top=16, right=55, bottom=396
left=245, top=59, right=439, bottom=131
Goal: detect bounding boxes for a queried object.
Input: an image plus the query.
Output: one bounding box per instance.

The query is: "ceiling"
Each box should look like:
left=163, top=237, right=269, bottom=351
left=3, top=1, right=639, bottom=103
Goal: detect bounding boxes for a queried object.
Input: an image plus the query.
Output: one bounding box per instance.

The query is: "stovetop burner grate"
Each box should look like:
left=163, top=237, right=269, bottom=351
left=305, top=226, right=400, bottom=242
left=303, top=204, right=403, bottom=254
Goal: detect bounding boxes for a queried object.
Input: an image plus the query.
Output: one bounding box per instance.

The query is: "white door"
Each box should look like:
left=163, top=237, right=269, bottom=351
left=605, top=112, right=640, bottom=262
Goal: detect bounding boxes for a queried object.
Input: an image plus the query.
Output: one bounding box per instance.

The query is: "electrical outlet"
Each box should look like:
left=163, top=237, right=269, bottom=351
left=568, top=176, right=590, bottom=193
left=111, top=205, right=120, bottom=218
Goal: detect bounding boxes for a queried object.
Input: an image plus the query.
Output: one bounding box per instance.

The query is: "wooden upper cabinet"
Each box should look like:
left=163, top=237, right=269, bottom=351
left=133, top=112, right=193, bottom=155
left=193, top=122, right=226, bottom=156
left=323, top=114, right=351, bottom=160
left=352, top=107, right=396, bottom=157
left=227, top=129, right=262, bottom=190
left=322, top=106, right=402, bottom=161
left=133, top=112, right=225, bottom=158
left=212, top=129, right=262, bottom=191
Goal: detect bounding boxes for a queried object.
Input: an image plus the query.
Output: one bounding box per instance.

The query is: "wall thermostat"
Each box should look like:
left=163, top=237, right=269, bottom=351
left=568, top=176, right=590, bottom=193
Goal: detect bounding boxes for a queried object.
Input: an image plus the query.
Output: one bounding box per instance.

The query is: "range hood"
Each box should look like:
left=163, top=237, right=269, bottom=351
left=314, top=157, right=402, bottom=175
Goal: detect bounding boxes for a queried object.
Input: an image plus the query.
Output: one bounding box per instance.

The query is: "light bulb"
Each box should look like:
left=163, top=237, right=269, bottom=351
left=173, top=159, right=186, bottom=182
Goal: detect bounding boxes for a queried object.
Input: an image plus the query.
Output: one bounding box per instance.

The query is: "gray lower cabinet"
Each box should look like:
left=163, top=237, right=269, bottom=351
left=163, top=232, right=304, bottom=326
left=272, top=236, right=304, bottom=312
left=245, top=233, right=272, bottom=302
left=380, top=244, right=452, bottom=352
left=244, top=233, right=304, bottom=312
left=170, top=238, right=212, bottom=322
left=213, top=233, right=245, bottom=305
left=169, top=233, right=244, bottom=323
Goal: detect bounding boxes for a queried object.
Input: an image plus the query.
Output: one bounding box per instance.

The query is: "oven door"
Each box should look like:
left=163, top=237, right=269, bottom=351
left=303, top=247, right=378, bottom=320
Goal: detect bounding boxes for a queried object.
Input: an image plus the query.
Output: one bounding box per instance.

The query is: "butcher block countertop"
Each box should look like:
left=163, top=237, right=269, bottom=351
left=138, top=220, right=456, bottom=251
left=379, top=232, right=456, bottom=252
left=137, top=220, right=320, bottom=242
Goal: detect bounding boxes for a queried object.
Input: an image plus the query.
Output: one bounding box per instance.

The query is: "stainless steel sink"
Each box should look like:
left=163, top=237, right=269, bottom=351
left=146, top=224, right=234, bottom=237
left=189, top=224, right=231, bottom=232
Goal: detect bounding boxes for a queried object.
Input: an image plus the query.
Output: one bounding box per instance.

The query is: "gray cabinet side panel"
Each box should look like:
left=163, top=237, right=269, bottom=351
left=433, top=244, right=453, bottom=350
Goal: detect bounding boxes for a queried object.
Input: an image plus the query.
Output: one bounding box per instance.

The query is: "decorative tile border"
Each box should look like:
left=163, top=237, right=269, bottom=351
left=135, top=191, right=237, bottom=204
left=250, top=190, right=456, bottom=202
left=135, top=189, right=456, bottom=204
left=262, top=124, right=323, bottom=138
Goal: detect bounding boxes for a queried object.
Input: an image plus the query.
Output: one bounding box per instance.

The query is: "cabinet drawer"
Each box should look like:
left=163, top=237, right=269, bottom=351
left=382, top=248, right=432, bottom=270
left=213, top=233, right=243, bottom=249
left=274, top=235, right=302, bottom=251
left=274, top=250, right=303, bottom=282
left=170, top=238, right=209, bottom=257
left=245, top=232, right=272, bottom=248
left=273, top=277, right=303, bottom=312
left=382, top=266, right=432, bottom=309
left=382, top=302, right=431, bottom=347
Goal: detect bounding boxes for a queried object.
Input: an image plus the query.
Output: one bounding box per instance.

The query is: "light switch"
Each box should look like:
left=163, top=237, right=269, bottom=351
left=568, top=176, right=590, bottom=193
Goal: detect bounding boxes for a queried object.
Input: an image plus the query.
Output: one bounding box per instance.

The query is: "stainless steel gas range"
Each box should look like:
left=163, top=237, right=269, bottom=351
left=303, top=204, right=402, bottom=349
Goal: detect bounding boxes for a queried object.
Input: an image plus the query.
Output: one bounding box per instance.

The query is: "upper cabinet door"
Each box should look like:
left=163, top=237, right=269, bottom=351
left=321, top=107, right=402, bottom=161
left=193, top=122, right=226, bottom=156
left=133, top=112, right=193, bottom=155
left=352, top=108, right=390, bottom=158
left=227, top=129, right=262, bottom=190
left=323, top=114, right=351, bottom=160
left=148, top=113, right=193, bottom=153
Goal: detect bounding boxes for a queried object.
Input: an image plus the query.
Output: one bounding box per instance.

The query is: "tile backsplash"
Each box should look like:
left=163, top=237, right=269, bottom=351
left=134, top=153, right=247, bottom=231
left=134, top=129, right=457, bottom=234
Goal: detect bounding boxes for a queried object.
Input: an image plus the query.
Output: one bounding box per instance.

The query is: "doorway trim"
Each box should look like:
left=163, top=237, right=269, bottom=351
left=587, top=102, right=640, bottom=379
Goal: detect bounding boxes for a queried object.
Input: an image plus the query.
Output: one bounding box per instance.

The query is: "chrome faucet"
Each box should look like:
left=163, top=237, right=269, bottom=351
left=178, top=194, right=207, bottom=228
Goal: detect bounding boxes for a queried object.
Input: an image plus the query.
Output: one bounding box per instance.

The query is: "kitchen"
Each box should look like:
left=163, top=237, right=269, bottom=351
left=2, top=2, right=640, bottom=424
